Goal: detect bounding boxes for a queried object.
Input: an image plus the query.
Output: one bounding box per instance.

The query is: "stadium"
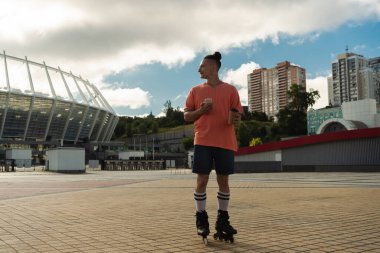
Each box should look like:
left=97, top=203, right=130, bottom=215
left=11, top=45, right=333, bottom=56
left=0, top=51, right=118, bottom=145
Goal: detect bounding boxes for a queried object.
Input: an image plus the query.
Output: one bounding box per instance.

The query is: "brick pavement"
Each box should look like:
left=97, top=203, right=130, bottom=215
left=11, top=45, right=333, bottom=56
left=0, top=171, right=379, bottom=252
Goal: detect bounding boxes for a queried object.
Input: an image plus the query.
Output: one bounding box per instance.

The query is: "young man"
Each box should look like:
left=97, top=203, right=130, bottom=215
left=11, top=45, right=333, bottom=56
left=184, top=52, right=242, bottom=242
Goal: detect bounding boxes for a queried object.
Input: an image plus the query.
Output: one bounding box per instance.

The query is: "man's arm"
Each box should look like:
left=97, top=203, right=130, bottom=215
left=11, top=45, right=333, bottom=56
left=184, top=102, right=212, bottom=122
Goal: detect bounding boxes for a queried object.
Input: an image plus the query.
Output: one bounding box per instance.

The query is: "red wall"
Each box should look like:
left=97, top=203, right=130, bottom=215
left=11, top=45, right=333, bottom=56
left=235, top=127, right=380, bottom=156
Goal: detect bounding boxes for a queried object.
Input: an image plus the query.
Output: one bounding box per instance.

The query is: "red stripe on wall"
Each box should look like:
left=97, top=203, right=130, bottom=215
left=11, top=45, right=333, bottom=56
left=235, top=127, right=380, bottom=156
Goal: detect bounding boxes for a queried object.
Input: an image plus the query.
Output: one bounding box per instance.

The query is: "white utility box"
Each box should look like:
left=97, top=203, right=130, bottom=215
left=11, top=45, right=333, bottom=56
left=6, top=149, right=32, bottom=168
left=46, top=148, right=85, bottom=173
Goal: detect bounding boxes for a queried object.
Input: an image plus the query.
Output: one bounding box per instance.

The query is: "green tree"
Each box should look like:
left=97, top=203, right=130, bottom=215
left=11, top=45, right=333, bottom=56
left=164, top=100, right=174, bottom=118
left=242, top=108, right=270, bottom=122
left=151, top=121, right=159, bottom=134
left=237, top=122, right=251, bottom=147
left=138, top=121, right=148, bottom=134
left=287, top=84, right=320, bottom=111
left=160, top=101, right=185, bottom=128
left=113, top=118, right=127, bottom=138
left=126, top=122, right=133, bottom=137
left=181, top=136, right=194, bottom=151
left=277, top=84, right=320, bottom=136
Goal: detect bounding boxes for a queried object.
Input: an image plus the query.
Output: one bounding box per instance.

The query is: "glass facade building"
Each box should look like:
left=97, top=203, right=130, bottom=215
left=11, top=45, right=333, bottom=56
left=0, top=52, right=118, bottom=143
left=307, top=107, right=343, bottom=135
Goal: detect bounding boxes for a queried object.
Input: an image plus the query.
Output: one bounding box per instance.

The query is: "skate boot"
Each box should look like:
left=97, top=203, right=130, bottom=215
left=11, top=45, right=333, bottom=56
left=214, top=210, right=237, bottom=243
left=195, top=210, right=210, bottom=245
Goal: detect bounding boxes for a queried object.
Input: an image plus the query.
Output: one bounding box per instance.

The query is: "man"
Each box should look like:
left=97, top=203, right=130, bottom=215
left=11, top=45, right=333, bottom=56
left=184, top=52, right=242, bottom=242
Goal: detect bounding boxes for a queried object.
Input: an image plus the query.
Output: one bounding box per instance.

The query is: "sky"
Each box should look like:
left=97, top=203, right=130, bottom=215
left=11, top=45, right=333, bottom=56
left=1, top=0, right=380, bottom=117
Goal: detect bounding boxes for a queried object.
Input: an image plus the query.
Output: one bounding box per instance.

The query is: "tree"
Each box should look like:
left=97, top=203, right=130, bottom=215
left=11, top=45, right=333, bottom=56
left=161, top=100, right=185, bottom=128
left=151, top=121, right=159, bottom=134
left=287, top=84, right=320, bottom=111
left=164, top=100, right=174, bottom=118
left=277, top=84, right=320, bottom=136
left=237, top=122, right=251, bottom=147
left=126, top=122, right=133, bottom=137
left=113, top=118, right=126, bottom=138
left=182, top=136, right=194, bottom=151
left=242, top=108, right=270, bottom=122
left=138, top=121, right=148, bottom=134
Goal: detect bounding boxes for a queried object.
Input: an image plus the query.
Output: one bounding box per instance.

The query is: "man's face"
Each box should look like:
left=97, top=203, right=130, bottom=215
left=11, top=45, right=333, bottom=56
left=198, top=59, right=216, bottom=79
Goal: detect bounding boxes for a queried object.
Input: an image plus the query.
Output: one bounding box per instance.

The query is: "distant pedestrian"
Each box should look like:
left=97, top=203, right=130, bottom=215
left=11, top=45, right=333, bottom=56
left=184, top=51, right=242, bottom=244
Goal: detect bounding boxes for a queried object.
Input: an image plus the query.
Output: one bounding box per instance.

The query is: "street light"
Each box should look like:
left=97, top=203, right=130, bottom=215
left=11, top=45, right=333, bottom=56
left=133, top=134, right=146, bottom=160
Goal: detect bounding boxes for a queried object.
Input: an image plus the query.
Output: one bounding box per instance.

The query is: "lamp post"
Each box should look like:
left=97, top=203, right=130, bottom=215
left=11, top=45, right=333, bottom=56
left=133, top=134, right=146, bottom=160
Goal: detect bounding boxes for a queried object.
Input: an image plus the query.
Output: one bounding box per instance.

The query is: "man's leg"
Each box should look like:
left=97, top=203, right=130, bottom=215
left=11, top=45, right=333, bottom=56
left=192, top=145, right=212, bottom=212
left=214, top=149, right=237, bottom=240
left=215, top=173, right=237, bottom=238
left=194, top=174, right=210, bottom=237
left=192, top=145, right=213, bottom=237
left=216, top=174, right=230, bottom=211
left=196, top=174, right=210, bottom=192
left=194, top=174, right=209, bottom=212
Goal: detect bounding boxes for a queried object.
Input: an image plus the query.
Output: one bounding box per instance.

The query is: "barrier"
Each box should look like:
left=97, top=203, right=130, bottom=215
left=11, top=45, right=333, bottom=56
left=102, top=160, right=164, bottom=171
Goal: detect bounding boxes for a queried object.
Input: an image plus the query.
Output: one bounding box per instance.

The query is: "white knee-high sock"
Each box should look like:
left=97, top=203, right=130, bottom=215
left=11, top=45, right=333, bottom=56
left=194, top=192, right=206, bottom=212
left=217, top=191, right=230, bottom=211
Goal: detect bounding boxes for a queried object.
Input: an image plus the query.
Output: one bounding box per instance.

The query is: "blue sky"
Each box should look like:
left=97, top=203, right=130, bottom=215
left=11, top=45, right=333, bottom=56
left=104, top=21, right=380, bottom=116
left=1, top=0, right=380, bottom=116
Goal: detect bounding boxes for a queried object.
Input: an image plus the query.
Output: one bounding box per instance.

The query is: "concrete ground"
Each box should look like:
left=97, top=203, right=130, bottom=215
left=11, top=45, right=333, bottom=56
left=0, top=169, right=379, bottom=253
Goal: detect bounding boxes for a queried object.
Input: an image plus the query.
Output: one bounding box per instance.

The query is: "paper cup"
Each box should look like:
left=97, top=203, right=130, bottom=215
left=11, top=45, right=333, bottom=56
left=204, top=98, right=212, bottom=105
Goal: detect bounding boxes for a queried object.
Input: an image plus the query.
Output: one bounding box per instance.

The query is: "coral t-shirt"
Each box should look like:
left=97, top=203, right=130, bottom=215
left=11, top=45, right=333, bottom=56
left=184, top=82, right=243, bottom=151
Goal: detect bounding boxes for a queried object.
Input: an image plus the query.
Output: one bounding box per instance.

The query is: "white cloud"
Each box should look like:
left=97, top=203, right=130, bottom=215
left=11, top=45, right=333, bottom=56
left=288, top=33, right=321, bottom=46
left=0, top=1, right=84, bottom=42
left=352, top=44, right=367, bottom=52
left=306, top=76, right=329, bottom=109
left=127, top=113, right=150, bottom=118
left=101, top=87, right=150, bottom=109
left=222, top=61, right=261, bottom=105
left=1, top=0, right=380, bottom=82
left=1, top=0, right=379, bottom=115
left=156, top=111, right=166, bottom=118
left=173, top=94, right=184, bottom=101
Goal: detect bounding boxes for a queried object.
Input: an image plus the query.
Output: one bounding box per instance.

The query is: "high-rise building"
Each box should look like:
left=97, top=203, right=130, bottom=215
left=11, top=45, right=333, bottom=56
left=369, top=57, right=380, bottom=104
left=247, top=61, right=306, bottom=118
left=327, top=76, right=334, bottom=106
left=330, top=52, right=380, bottom=106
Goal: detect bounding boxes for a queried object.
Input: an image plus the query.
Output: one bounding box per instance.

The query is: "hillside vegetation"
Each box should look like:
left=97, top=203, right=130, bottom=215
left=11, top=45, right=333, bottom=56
left=112, top=84, right=320, bottom=149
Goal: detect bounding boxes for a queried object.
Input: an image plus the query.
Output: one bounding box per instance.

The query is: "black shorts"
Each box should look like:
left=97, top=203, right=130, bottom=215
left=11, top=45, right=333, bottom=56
left=192, top=145, right=235, bottom=175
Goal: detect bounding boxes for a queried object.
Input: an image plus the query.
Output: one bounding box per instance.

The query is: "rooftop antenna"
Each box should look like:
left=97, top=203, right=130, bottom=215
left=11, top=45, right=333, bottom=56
left=345, top=45, right=349, bottom=53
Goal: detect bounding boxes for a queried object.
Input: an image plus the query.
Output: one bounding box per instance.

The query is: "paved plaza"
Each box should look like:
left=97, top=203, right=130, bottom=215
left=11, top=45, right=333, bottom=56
left=0, top=169, right=379, bottom=253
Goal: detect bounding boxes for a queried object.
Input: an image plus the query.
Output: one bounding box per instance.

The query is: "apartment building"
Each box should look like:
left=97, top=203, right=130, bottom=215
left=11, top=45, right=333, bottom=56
left=329, top=52, right=380, bottom=106
left=247, top=61, right=306, bottom=118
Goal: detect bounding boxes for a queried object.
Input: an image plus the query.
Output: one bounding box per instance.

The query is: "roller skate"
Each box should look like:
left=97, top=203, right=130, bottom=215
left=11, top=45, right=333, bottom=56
left=195, top=210, right=210, bottom=245
left=214, top=210, right=237, bottom=243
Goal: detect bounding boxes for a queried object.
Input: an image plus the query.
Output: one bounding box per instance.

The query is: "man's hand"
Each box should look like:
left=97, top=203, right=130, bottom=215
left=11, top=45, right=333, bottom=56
left=199, top=101, right=212, bottom=114
left=232, top=113, right=241, bottom=127
left=184, top=102, right=212, bottom=122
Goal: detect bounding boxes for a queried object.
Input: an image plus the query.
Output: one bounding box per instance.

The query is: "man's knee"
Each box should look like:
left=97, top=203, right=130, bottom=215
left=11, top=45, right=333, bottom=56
left=217, top=175, right=230, bottom=192
left=196, top=174, right=209, bottom=191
